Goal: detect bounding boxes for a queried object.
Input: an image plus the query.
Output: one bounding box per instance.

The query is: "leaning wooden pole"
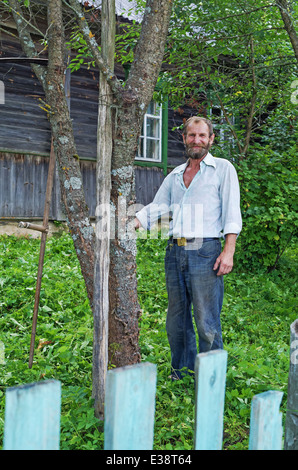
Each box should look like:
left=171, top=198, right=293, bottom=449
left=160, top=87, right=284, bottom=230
left=284, top=319, right=298, bottom=450
left=28, top=141, right=56, bottom=368
left=92, top=0, right=115, bottom=419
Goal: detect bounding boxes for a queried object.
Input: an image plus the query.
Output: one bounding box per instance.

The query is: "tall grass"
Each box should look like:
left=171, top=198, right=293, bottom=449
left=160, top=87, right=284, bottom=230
left=0, top=233, right=296, bottom=449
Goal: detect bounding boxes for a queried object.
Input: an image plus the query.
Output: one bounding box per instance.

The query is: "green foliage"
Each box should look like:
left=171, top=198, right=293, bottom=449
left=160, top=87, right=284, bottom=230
left=0, top=234, right=95, bottom=450
left=235, top=147, right=298, bottom=271
left=212, top=74, right=298, bottom=271
left=136, top=236, right=295, bottom=450
left=1, top=0, right=297, bottom=450
left=67, top=26, right=97, bottom=72
left=115, top=21, right=141, bottom=65
left=156, top=0, right=298, bottom=157
left=0, top=233, right=296, bottom=450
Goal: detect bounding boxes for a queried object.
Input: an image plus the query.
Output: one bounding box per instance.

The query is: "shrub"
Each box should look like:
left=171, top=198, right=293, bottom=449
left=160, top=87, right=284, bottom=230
left=235, top=148, right=297, bottom=272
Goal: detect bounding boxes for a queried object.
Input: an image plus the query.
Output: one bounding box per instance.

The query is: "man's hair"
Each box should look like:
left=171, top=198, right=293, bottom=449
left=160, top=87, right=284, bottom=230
left=182, top=116, right=214, bottom=137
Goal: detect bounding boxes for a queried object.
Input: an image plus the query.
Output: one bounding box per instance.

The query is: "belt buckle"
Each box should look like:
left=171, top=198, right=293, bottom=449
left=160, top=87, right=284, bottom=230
left=177, top=237, right=187, bottom=246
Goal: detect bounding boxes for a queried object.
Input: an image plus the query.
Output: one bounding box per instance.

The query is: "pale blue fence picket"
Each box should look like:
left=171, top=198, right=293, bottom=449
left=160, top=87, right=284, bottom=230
left=2, top=353, right=286, bottom=450
left=248, top=390, right=284, bottom=450
left=104, top=362, right=157, bottom=450
left=194, top=349, right=228, bottom=450
left=3, top=380, right=61, bottom=450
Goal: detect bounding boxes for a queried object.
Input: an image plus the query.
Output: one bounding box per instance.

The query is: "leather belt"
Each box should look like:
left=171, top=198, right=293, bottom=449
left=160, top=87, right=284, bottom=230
left=172, top=237, right=219, bottom=247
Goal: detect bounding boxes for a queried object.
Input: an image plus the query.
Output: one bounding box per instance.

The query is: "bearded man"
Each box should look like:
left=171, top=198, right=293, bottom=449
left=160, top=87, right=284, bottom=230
left=135, top=116, right=242, bottom=379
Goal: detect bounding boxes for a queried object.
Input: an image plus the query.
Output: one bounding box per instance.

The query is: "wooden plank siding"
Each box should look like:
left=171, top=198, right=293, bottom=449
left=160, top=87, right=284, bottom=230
left=167, top=109, right=188, bottom=168
left=69, top=66, right=99, bottom=161
left=0, top=153, right=97, bottom=220
left=0, top=32, right=195, bottom=220
left=0, top=37, right=100, bottom=159
left=135, top=166, right=165, bottom=207
left=0, top=40, right=51, bottom=155
left=0, top=151, right=164, bottom=218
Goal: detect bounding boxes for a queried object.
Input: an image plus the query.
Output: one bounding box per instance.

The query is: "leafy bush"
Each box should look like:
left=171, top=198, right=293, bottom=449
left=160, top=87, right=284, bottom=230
left=235, top=148, right=297, bottom=272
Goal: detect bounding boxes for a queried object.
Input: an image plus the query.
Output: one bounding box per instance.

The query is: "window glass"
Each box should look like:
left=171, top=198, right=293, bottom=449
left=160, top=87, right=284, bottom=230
left=136, top=101, right=162, bottom=162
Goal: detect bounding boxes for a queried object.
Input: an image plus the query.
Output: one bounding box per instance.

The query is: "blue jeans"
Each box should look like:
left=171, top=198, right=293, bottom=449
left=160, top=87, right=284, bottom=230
left=164, top=238, right=224, bottom=379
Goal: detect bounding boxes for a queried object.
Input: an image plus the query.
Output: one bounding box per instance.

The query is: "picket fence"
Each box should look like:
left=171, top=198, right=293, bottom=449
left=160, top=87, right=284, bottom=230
left=3, top=346, right=294, bottom=451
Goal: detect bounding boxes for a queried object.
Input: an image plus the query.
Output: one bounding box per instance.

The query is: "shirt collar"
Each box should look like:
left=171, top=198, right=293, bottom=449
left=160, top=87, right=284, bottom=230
left=172, top=152, right=216, bottom=174
left=203, top=152, right=216, bottom=168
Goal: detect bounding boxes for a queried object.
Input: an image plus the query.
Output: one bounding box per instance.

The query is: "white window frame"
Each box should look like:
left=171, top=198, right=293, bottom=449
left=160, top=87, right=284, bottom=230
left=209, top=106, right=235, bottom=147
left=136, top=101, right=162, bottom=163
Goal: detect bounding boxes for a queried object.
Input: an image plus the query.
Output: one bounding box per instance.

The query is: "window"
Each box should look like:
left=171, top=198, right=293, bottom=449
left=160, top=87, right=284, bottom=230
left=136, top=101, right=162, bottom=162
left=209, top=106, right=235, bottom=148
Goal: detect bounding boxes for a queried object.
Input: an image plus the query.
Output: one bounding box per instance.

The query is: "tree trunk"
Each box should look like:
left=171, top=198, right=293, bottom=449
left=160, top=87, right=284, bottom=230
left=10, top=0, right=173, bottom=391
left=9, top=0, right=95, bottom=305
left=71, top=0, right=173, bottom=369
left=46, top=0, right=95, bottom=305
left=92, top=0, right=115, bottom=419
left=108, top=105, right=143, bottom=367
left=276, top=0, right=298, bottom=64
left=107, top=1, right=173, bottom=368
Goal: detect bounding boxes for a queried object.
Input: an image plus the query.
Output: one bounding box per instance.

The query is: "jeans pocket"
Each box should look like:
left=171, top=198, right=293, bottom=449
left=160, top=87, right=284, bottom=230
left=197, top=240, right=219, bottom=258
left=165, top=241, right=174, bottom=266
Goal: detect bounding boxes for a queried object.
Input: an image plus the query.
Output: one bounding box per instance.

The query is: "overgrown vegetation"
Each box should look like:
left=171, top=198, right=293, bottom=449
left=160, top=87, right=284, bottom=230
left=0, top=233, right=296, bottom=449
left=0, top=0, right=297, bottom=451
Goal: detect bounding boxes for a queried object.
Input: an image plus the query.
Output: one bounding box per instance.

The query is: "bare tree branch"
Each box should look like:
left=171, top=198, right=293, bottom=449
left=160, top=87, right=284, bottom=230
left=66, top=0, right=124, bottom=101
left=276, top=0, right=298, bottom=64
left=125, top=0, right=172, bottom=110
left=7, top=0, right=47, bottom=89
left=243, top=36, right=258, bottom=155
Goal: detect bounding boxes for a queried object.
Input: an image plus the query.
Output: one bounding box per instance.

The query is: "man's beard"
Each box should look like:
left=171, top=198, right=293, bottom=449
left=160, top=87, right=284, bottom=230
left=186, top=143, right=210, bottom=160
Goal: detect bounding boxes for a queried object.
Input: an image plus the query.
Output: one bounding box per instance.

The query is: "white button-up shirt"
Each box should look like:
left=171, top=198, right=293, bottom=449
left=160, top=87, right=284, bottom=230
left=136, top=153, right=242, bottom=238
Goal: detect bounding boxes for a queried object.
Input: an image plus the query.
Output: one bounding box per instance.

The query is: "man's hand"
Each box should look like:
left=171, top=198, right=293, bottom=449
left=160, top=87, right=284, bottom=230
left=213, top=251, right=234, bottom=276
left=134, top=217, right=141, bottom=229
left=213, top=233, right=237, bottom=276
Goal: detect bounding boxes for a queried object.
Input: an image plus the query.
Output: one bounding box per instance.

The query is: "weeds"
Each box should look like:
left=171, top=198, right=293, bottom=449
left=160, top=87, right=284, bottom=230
left=0, top=233, right=296, bottom=449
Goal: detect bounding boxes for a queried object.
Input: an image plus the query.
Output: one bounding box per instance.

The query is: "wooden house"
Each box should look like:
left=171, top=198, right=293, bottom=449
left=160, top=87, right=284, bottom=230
left=0, top=1, right=194, bottom=224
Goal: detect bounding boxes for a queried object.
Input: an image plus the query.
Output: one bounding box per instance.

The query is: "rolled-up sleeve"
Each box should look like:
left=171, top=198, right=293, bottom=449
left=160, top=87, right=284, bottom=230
left=220, top=161, right=242, bottom=236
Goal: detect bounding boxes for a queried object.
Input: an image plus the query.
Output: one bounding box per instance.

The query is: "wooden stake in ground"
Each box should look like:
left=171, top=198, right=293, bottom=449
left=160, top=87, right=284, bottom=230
left=92, top=0, right=115, bottom=419
left=19, top=140, right=56, bottom=368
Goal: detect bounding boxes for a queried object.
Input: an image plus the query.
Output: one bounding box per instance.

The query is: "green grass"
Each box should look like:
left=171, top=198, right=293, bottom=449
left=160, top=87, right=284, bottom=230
left=0, top=233, right=296, bottom=450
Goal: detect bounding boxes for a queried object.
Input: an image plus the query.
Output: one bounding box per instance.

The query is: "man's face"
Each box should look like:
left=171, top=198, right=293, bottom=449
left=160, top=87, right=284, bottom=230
left=183, top=121, right=214, bottom=160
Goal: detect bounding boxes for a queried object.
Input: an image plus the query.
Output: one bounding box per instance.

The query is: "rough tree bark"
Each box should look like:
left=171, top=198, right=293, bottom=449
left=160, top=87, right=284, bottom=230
left=8, top=0, right=95, bottom=305
left=276, top=0, right=298, bottom=65
left=108, top=0, right=173, bottom=369
left=69, top=0, right=173, bottom=414
left=9, top=0, right=173, bottom=416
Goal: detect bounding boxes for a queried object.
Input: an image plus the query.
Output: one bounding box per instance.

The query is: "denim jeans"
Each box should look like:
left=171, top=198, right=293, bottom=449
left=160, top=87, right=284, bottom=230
left=164, top=238, right=224, bottom=379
